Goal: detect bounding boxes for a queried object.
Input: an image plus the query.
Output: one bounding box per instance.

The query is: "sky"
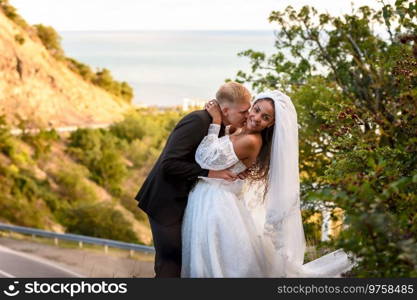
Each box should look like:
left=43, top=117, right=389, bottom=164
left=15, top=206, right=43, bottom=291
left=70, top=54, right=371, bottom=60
left=10, top=0, right=392, bottom=31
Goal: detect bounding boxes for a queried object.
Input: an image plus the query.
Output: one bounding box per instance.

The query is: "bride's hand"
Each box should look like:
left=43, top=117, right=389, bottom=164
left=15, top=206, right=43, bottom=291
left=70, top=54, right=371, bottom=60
left=205, top=100, right=222, bottom=125
left=237, top=169, right=250, bottom=180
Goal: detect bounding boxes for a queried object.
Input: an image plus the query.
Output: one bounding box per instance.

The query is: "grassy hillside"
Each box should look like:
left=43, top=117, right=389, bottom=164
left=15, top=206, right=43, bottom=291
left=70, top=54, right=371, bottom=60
left=0, top=1, right=190, bottom=246
left=0, top=0, right=132, bottom=127
left=0, top=108, right=186, bottom=245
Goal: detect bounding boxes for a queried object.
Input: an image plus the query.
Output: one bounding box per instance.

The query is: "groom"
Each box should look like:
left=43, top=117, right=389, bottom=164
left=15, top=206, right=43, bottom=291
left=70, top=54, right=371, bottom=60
left=135, top=81, right=252, bottom=277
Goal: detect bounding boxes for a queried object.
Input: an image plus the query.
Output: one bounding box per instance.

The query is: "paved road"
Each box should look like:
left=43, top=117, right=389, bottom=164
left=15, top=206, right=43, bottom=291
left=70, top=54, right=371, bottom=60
left=0, top=245, right=82, bottom=278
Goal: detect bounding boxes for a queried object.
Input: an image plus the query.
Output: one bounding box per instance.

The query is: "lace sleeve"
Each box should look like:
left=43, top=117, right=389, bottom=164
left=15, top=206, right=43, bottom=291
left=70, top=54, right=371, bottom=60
left=195, top=124, right=239, bottom=170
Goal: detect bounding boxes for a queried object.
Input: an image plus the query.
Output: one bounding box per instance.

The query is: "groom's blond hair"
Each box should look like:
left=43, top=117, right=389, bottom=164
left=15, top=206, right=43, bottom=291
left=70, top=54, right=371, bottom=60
left=216, top=82, right=251, bottom=106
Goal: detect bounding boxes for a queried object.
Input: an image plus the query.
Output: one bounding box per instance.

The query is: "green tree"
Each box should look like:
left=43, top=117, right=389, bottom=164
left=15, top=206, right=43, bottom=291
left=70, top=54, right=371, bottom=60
left=0, top=0, right=29, bottom=29
left=120, top=81, right=134, bottom=102
left=67, top=129, right=127, bottom=195
left=93, top=68, right=114, bottom=91
left=93, top=68, right=134, bottom=103
left=61, top=202, right=139, bottom=243
left=33, top=24, right=64, bottom=59
left=66, top=58, right=95, bottom=82
left=236, top=0, right=417, bottom=276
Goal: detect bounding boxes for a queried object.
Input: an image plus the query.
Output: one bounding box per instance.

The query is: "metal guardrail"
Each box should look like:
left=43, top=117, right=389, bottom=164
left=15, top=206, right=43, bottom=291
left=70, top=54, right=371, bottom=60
left=0, top=223, right=155, bottom=254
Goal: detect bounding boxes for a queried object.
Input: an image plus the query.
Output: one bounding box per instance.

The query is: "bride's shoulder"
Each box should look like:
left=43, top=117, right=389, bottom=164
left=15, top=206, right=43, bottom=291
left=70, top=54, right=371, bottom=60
left=246, top=133, right=262, bottom=148
left=230, top=133, right=262, bottom=160
left=232, top=133, right=262, bottom=150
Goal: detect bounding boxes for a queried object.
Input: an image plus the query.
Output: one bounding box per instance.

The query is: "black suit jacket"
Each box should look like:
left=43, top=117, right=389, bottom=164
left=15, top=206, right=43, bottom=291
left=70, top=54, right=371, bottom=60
left=135, top=110, right=224, bottom=226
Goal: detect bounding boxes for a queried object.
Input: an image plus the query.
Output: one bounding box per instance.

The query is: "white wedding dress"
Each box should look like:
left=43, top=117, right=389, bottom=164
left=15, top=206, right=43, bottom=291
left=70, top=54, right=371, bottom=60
left=181, top=91, right=354, bottom=278
left=181, top=125, right=268, bottom=277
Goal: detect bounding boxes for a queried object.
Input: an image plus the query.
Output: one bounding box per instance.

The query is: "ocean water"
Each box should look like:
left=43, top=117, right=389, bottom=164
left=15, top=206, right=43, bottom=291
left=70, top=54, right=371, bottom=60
left=60, top=31, right=276, bottom=106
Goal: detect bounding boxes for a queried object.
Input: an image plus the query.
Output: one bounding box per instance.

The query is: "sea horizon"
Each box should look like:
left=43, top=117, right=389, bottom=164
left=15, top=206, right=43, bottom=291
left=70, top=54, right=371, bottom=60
left=59, top=29, right=276, bottom=32
left=60, top=30, right=277, bottom=107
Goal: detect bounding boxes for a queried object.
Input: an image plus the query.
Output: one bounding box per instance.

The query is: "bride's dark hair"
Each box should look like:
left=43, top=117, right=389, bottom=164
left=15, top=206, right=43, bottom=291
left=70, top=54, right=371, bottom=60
left=247, top=98, right=275, bottom=200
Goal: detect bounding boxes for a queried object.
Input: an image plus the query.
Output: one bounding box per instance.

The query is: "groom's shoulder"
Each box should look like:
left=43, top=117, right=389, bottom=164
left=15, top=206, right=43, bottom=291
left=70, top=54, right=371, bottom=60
left=180, top=109, right=211, bottom=125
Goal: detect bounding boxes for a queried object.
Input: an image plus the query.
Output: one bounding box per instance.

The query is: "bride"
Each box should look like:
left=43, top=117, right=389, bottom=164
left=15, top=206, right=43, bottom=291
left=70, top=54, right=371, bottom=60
left=181, top=90, right=353, bottom=277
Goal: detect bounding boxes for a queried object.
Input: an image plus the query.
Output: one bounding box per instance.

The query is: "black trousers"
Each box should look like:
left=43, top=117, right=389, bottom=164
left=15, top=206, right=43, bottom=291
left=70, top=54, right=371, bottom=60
left=148, top=215, right=182, bottom=278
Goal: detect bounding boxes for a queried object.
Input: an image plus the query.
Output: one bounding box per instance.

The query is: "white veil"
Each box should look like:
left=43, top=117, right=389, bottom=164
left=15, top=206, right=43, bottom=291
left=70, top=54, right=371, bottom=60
left=244, top=90, right=353, bottom=277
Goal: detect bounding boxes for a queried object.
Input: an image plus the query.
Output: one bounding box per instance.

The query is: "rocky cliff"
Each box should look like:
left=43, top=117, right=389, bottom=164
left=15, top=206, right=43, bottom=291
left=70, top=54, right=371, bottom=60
left=0, top=10, right=131, bottom=127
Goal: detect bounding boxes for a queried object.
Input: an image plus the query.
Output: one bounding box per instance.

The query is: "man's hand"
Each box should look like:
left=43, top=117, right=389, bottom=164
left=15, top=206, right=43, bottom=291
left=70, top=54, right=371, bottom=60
left=208, top=170, right=238, bottom=181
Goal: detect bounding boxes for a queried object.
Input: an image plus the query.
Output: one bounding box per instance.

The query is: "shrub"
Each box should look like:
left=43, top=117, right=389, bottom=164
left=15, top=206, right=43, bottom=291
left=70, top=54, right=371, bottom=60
left=0, top=115, right=15, bottom=156
left=66, top=62, right=134, bottom=102
left=67, top=129, right=127, bottom=194
left=92, top=68, right=133, bottom=103
left=67, top=128, right=103, bottom=165
left=52, top=165, right=98, bottom=206
left=22, top=129, right=60, bottom=160
left=60, top=202, right=140, bottom=243
left=66, top=58, right=95, bottom=82
left=0, top=0, right=29, bottom=29
left=0, top=166, right=59, bottom=228
left=14, top=34, right=25, bottom=45
left=110, top=112, right=151, bottom=142
left=236, top=1, right=417, bottom=276
left=120, top=81, right=134, bottom=102
left=110, top=110, right=183, bottom=146
left=89, top=149, right=127, bottom=195
left=33, top=24, right=64, bottom=59
left=119, top=193, right=148, bottom=223
left=125, top=138, right=160, bottom=168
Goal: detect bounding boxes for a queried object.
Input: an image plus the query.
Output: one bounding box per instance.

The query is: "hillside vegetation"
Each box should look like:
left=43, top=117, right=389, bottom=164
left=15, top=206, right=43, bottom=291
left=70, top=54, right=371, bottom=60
left=0, top=108, right=185, bottom=245
left=0, top=0, right=186, bottom=246
left=0, top=0, right=133, bottom=127
left=236, top=1, right=417, bottom=277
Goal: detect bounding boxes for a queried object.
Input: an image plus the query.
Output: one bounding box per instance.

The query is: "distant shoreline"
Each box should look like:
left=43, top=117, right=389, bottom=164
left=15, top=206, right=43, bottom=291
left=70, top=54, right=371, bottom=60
left=59, top=30, right=277, bottom=106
